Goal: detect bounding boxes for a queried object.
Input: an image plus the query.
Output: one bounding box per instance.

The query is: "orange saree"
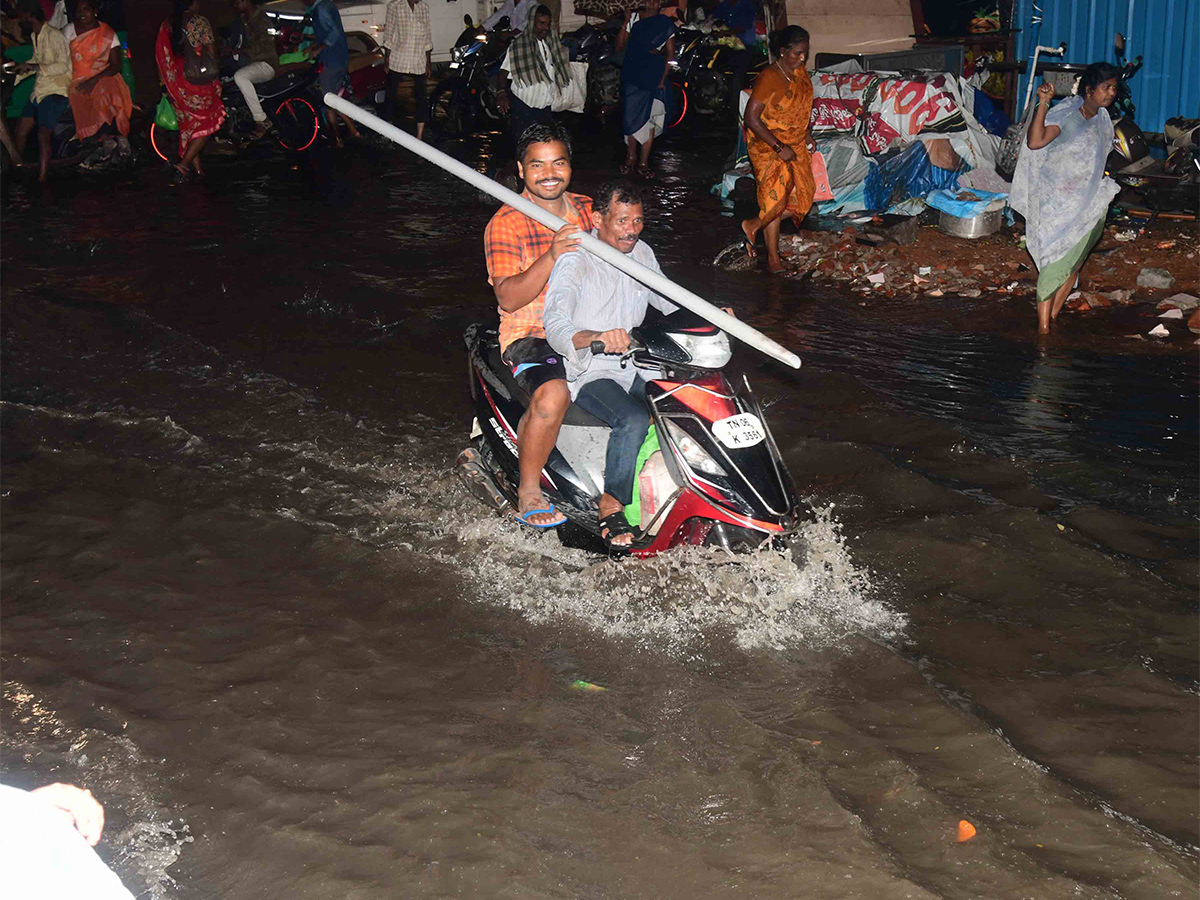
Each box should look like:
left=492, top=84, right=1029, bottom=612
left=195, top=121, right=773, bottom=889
left=68, top=22, right=131, bottom=139
left=746, top=65, right=815, bottom=226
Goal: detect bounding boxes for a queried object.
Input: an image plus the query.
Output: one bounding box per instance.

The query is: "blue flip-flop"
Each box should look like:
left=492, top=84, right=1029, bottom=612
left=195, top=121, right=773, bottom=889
left=513, top=505, right=567, bottom=529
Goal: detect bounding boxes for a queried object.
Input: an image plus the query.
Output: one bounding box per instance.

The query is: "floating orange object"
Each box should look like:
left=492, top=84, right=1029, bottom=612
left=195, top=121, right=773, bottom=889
left=956, top=820, right=977, bottom=842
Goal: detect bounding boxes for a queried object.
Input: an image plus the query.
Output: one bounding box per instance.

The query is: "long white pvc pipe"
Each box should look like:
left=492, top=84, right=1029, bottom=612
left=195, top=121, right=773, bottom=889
left=324, top=93, right=802, bottom=370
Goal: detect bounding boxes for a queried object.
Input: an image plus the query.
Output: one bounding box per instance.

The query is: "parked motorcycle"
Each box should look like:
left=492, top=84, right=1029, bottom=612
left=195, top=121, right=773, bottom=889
left=563, top=19, right=621, bottom=117
left=428, top=29, right=512, bottom=139
left=1106, top=114, right=1198, bottom=225
left=458, top=310, right=803, bottom=557
left=669, top=28, right=766, bottom=117
left=149, top=63, right=322, bottom=162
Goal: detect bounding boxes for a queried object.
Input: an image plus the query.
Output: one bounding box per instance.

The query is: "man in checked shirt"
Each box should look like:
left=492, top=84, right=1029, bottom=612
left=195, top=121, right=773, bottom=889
left=381, top=0, right=433, bottom=140
left=484, top=122, right=593, bottom=528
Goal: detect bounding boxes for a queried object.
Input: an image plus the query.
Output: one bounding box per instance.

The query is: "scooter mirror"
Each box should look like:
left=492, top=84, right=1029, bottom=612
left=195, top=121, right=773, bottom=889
left=1114, top=32, right=1125, bottom=56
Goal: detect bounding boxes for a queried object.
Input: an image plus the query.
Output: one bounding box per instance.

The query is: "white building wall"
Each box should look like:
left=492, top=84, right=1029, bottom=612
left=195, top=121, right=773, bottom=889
left=785, top=0, right=914, bottom=62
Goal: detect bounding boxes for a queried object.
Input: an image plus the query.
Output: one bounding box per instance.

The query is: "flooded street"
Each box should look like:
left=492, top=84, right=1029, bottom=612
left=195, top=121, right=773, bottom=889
left=2, top=116, right=1196, bottom=898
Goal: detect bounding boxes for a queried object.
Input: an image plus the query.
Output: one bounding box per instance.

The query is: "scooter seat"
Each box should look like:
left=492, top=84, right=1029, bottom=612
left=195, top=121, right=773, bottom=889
left=481, top=341, right=608, bottom=429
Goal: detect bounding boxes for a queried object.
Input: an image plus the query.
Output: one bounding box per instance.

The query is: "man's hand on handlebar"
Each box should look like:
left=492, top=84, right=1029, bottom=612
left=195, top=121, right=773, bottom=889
left=587, top=328, right=632, bottom=355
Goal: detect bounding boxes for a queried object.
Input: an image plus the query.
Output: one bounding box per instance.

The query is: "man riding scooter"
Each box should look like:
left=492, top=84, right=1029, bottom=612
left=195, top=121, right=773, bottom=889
left=543, top=179, right=678, bottom=549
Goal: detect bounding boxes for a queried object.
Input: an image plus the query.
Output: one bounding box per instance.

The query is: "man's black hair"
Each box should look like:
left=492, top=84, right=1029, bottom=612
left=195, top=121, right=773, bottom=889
left=18, top=0, right=45, bottom=20
left=534, top=4, right=552, bottom=17
left=593, top=178, right=646, bottom=215
left=516, top=122, right=573, bottom=165
left=1078, top=61, right=1122, bottom=98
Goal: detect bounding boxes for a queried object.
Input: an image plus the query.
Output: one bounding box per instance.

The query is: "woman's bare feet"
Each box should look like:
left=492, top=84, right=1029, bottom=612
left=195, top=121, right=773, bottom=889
left=740, top=218, right=759, bottom=258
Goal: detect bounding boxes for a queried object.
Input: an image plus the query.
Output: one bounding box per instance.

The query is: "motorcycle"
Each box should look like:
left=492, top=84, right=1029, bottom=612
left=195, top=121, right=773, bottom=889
left=457, top=310, right=803, bottom=557
left=1106, top=114, right=1198, bottom=226
left=669, top=27, right=766, bottom=116
left=1, top=58, right=134, bottom=175
left=149, top=63, right=322, bottom=163
left=428, top=29, right=512, bottom=139
left=563, top=19, right=621, bottom=117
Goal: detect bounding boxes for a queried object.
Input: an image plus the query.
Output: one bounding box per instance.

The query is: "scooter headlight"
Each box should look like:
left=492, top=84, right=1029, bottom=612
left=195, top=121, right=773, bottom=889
left=450, top=46, right=466, bottom=63
left=670, top=330, right=731, bottom=369
left=663, top=419, right=726, bottom=477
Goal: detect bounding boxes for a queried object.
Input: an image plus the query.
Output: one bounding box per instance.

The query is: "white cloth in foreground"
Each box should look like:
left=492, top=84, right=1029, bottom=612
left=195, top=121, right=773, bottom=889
left=1009, top=95, right=1119, bottom=268
left=0, top=784, right=135, bottom=900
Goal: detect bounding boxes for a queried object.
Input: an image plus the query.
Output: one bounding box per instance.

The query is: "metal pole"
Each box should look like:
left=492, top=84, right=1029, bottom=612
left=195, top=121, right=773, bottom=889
left=323, top=93, right=802, bottom=370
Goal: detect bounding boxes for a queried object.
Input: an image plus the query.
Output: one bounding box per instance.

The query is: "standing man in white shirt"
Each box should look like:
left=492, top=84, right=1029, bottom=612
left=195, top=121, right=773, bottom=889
left=381, top=0, right=433, bottom=140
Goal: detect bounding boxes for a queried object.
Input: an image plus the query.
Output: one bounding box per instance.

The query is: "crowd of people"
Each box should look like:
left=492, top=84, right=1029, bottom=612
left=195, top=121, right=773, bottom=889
left=5, top=0, right=131, bottom=181
left=2, top=0, right=1125, bottom=341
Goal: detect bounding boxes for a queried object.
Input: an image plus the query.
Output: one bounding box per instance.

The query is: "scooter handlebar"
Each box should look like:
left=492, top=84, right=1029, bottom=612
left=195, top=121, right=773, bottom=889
left=589, top=337, right=642, bottom=355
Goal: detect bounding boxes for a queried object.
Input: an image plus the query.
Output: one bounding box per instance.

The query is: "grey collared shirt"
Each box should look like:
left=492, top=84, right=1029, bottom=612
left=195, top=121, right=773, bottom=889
left=543, top=234, right=678, bottom=399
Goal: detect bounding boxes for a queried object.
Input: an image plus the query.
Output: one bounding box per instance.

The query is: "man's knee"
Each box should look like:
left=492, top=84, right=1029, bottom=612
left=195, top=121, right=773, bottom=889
left=529, top=379, right=569, bottom=421
left=613, top=404, right=649, bottom=437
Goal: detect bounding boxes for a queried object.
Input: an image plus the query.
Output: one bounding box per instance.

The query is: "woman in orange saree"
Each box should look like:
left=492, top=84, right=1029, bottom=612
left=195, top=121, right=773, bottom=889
left=66, top=0, right=132, bottom=140
left=740, top=26, right=815, bottom=273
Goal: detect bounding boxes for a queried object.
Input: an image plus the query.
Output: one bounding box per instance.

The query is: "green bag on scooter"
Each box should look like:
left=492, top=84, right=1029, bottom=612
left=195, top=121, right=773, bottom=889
left=154, top=95, right=178, bottom=131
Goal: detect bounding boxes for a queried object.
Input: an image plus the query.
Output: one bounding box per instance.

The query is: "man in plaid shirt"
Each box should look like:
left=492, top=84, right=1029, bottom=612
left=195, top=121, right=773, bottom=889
left=484, top=123, right=593, bottom=528
left=381, top=0, right=433, bottom=140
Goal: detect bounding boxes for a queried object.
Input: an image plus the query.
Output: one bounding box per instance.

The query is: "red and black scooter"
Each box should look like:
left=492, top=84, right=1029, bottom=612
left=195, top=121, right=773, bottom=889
left=458, top=310, right=804, bottom=557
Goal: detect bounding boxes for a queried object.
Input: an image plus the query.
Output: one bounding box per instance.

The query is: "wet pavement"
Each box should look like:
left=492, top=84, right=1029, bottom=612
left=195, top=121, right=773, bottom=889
left=2, top=114, right=1197, bottom=898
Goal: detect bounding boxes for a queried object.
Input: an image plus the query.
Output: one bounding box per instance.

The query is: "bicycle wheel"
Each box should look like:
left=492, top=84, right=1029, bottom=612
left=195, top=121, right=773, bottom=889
left=668, top=81, right=687, bottom=128
left=273, top=96, right=320, bottom=152
left=148, top=121, right=178, bottom=163
left=429, top=79, right=475, bottom=139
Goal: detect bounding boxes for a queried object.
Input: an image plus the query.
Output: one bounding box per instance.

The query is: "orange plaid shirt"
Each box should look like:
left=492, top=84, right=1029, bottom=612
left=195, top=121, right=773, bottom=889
left=484, top=191, right=594, bottom=352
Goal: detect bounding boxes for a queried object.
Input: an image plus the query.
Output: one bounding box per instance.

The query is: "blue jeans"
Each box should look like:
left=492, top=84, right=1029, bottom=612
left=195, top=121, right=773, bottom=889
left=573, top=377, right=649, bottom=507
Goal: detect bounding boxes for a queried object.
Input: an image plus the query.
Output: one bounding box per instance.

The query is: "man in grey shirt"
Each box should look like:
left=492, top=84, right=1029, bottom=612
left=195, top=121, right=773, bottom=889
left=543, top=179, right=677, bottom=548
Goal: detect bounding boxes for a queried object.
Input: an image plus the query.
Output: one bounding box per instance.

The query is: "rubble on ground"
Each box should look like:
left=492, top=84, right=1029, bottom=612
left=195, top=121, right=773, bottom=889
left=715, top=217, right=1198, bottom=343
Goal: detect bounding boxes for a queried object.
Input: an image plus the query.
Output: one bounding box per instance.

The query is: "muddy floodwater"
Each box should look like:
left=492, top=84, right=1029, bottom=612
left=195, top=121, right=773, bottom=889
left=2, top=119, right=1197, bottom=899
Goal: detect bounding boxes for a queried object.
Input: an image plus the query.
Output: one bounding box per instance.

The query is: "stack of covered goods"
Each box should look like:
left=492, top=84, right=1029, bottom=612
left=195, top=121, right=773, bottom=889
left=714, top=66, right=1011, bottom=226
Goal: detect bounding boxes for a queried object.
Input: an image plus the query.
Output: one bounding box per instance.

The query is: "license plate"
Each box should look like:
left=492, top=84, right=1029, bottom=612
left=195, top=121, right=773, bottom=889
left=711, top=413, right=765, bottom=449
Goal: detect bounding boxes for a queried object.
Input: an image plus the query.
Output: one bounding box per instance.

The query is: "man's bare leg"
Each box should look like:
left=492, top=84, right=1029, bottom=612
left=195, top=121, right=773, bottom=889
left=14, top=116, right=34, bottom=157
left=36, top=125, right=51, bottom=182
left=622, top=135, right=637, bottom=173
left=515, top=379, right=569, bottom=525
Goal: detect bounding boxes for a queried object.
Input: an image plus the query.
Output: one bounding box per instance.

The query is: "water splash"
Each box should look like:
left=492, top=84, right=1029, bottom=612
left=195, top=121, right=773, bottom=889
left=449, top=505, right=903, bottom=652
left=1, top=682, right=192, bottom=899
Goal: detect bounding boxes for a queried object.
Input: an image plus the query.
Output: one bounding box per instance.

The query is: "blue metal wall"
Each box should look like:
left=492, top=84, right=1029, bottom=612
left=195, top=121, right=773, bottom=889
left=1011, top=0, right=1200, bottom=133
